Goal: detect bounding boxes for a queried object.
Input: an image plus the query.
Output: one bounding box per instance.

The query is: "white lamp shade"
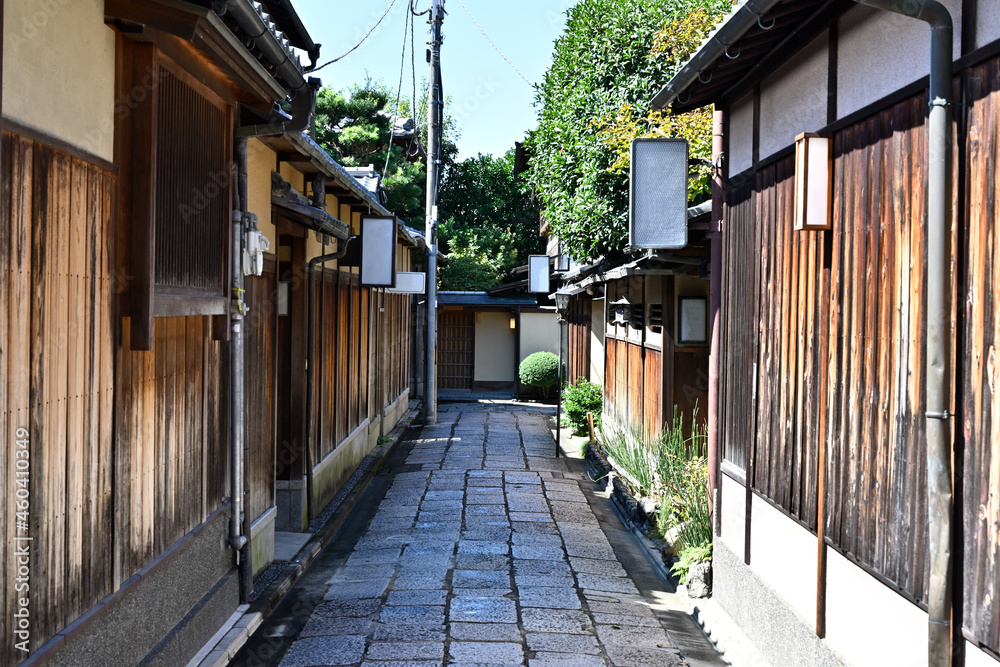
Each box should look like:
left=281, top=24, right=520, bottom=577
left=794, top=133, right=832, bottom=231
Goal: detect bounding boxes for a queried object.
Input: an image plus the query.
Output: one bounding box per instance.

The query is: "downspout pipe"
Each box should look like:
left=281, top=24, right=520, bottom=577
left=852, top=2, right=954, bottom=664
left=707, top=109, right=724, bottom=526
left=229, top=82, right=321, bottom=601
left=232, top=137, right=252, bottom=603
left=304, top=240, right=353, bottom=521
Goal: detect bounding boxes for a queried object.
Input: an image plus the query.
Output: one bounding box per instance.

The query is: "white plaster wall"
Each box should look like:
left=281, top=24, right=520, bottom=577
left=749, top=494, right=817, bottom=624
left=519, top=312, right=559, bottom=360
left=3, top=0, right=116, bottom=161
left=759, top=32, right=828, bottom=161
left=978, top=0, right=1000, bottom=51
left=825, top=548, right=926, bottom=667
left=966, top=642, right=1000, bottom=667
left=720, top=473, right=746, bottom=555
left=644, top=277, right=663, bottom=350
left=838, top=0, right=963, bottom=120
left=728, top=92, right=754, bottom=176
left=590, top=299, right=605, bottom=385
left=474, top=312, right=516, bottom=382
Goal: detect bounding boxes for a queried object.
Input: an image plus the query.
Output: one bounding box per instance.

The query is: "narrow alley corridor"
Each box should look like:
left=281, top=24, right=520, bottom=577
left=231, top=402, right=722, bottom=667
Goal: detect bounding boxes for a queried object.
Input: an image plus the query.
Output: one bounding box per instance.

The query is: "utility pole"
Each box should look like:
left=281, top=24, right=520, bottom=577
left=424, top=0, right=445, bottom=425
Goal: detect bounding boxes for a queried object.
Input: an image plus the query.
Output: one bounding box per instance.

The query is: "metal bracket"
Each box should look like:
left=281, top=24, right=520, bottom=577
left=725, top=42, right=741, bottom=60
left=926, top=410, right=951, bottom=420
left=698, top=69, right=713, bottom=84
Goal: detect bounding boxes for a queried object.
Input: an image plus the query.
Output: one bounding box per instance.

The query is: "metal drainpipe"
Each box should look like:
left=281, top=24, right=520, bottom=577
left=305, top=241, right=353, bottom=521
left=707, top=108, right=724, bottom=526
left=852, top=2, right=954, bottom=663
left=232, top=137, right=252, bottom=603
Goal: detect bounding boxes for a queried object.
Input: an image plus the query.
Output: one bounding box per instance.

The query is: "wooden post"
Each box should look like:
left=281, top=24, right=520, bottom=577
left=587, top=411, right=596, bottom=444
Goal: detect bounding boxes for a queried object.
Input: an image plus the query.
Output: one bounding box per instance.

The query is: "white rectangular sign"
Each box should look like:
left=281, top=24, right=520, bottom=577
left=386, top=271, right=426, bottom=294
left=630, top=138, right=689, bottom=249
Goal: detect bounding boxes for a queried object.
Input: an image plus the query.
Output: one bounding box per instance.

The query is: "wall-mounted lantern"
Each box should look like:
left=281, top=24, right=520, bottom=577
left=678, top=296, right=707, bottom=344
left=528, top=255, right=550, bottom=293
left=794, top=133, right=832, bottom=231
left=509, top=315, right=516, bottom=330
left=360, top=215, right=398, bottom=287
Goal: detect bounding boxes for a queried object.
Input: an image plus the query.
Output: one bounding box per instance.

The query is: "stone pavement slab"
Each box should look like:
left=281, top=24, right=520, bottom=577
left=238, top=403, right=724, bottom=667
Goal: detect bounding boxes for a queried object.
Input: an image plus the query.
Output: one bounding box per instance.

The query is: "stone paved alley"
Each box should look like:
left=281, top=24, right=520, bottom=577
left=231, top=402, right=723, bottom=667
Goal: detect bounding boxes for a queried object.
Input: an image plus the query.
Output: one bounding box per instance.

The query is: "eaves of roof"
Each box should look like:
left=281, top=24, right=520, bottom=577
left=651, top=0, right=851, bottom=112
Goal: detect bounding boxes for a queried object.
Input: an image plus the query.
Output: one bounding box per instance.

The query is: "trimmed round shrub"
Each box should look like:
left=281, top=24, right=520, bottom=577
left=518, top=351, right=560, bottom=398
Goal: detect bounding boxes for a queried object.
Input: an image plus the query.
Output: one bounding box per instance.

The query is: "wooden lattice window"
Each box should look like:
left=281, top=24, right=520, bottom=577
left=127, top=43, right=232, bottom=349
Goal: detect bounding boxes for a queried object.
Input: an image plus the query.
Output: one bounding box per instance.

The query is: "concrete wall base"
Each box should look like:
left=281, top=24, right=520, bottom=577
left=714, top=540, right=846, bottom=667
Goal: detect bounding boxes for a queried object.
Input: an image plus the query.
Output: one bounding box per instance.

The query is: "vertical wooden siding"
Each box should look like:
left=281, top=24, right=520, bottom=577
left=961, top=56, right=1000, bottom=653
left=245, top=266, right=276, bottom=523
left=567, top=295, right=591, bottom=384
left=722, top=94, right=936, bottom=606
left=719, top=184, right=758, bottom=474
left=1, top=131, right=117, bottom=660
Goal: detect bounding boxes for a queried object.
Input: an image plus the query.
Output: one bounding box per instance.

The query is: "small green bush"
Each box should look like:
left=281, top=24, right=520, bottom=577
left=518, top=351, right=560, bottom=398
left=562, top=378, right=603, bottom=435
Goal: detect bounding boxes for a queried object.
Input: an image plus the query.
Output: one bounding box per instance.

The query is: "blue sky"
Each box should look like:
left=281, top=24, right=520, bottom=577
left=294, top=0, right=575, bottom=160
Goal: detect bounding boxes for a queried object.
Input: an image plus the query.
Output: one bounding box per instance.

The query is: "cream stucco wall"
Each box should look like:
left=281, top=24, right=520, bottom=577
left=474, top=312, right=516, bottom=382
left=728, top=92, right=754, bottom=176
left=759, top=32, right=828, bottom=161
left=838, top=0, right=962, bottom=120
left=3, top=0, right=116, bottom=161
left=826, top=548, right=926, bottom=666
left=977, top=0, right=1000, bottom=50
left=749, top=494, right=817, bottom=625
left=247, top=139, right=278, bottom=245
left=519, top=311, right=559, bottom=361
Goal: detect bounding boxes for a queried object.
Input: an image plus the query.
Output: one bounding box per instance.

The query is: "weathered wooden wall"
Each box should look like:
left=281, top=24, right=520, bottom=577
left=566, top=295, right=591, bottom=384
left=720, top=92, right=948, bottom=617
left=1, top=131, right=118, bottom=661
left=245, top=263, right=277, bottom=524
left=601, top=276, right=708, bottom=438
left=960, top=55, right=1000, bottom=653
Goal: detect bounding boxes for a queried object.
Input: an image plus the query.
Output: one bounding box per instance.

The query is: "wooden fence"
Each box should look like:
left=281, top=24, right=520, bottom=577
left=721, top=55, right=1000, bottom=651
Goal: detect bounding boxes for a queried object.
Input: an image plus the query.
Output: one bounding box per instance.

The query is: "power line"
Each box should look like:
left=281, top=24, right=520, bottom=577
left=384, top=1, right=412, bottom=177
left=312, top=0, right=399, bottom=72
left=454, top=0, right=532, bottom=87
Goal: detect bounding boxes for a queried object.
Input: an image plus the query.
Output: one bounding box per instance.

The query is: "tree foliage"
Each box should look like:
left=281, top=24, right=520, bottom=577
left=314, top=80, right=458, bottom=225
left=437, top=151, right=544, bottom=291
left=526, top=0, right=731, bottom=262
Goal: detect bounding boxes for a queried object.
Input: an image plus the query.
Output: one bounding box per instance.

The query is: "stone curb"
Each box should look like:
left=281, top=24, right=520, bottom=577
left=186, top=404, right=423, bottom=667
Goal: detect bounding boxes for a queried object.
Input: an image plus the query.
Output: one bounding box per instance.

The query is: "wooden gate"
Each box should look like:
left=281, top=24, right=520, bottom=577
left=437, top=310, right=474, bottom=390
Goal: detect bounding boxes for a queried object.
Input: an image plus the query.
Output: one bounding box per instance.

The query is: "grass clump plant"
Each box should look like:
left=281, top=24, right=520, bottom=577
left=562, top=378, right=603, bottom=435
left=598, top=405, right=712, bottom=583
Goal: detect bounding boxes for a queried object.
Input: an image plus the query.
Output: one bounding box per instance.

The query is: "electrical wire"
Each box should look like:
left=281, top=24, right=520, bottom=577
left=311, top=0, right=399, bottom=72
left=455, top=0, right=532, bottom=86
left=409, top=0, right=420, bottom=156
left=383, top=2, right=412, bottom=178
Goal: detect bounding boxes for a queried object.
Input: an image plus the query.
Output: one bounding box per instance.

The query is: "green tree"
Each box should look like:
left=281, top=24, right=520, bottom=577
left=314, top=80, right=458, bottom=224
left=526, top=0, right=730, bottom=262
left=437, top=150, right=544, bottom=290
